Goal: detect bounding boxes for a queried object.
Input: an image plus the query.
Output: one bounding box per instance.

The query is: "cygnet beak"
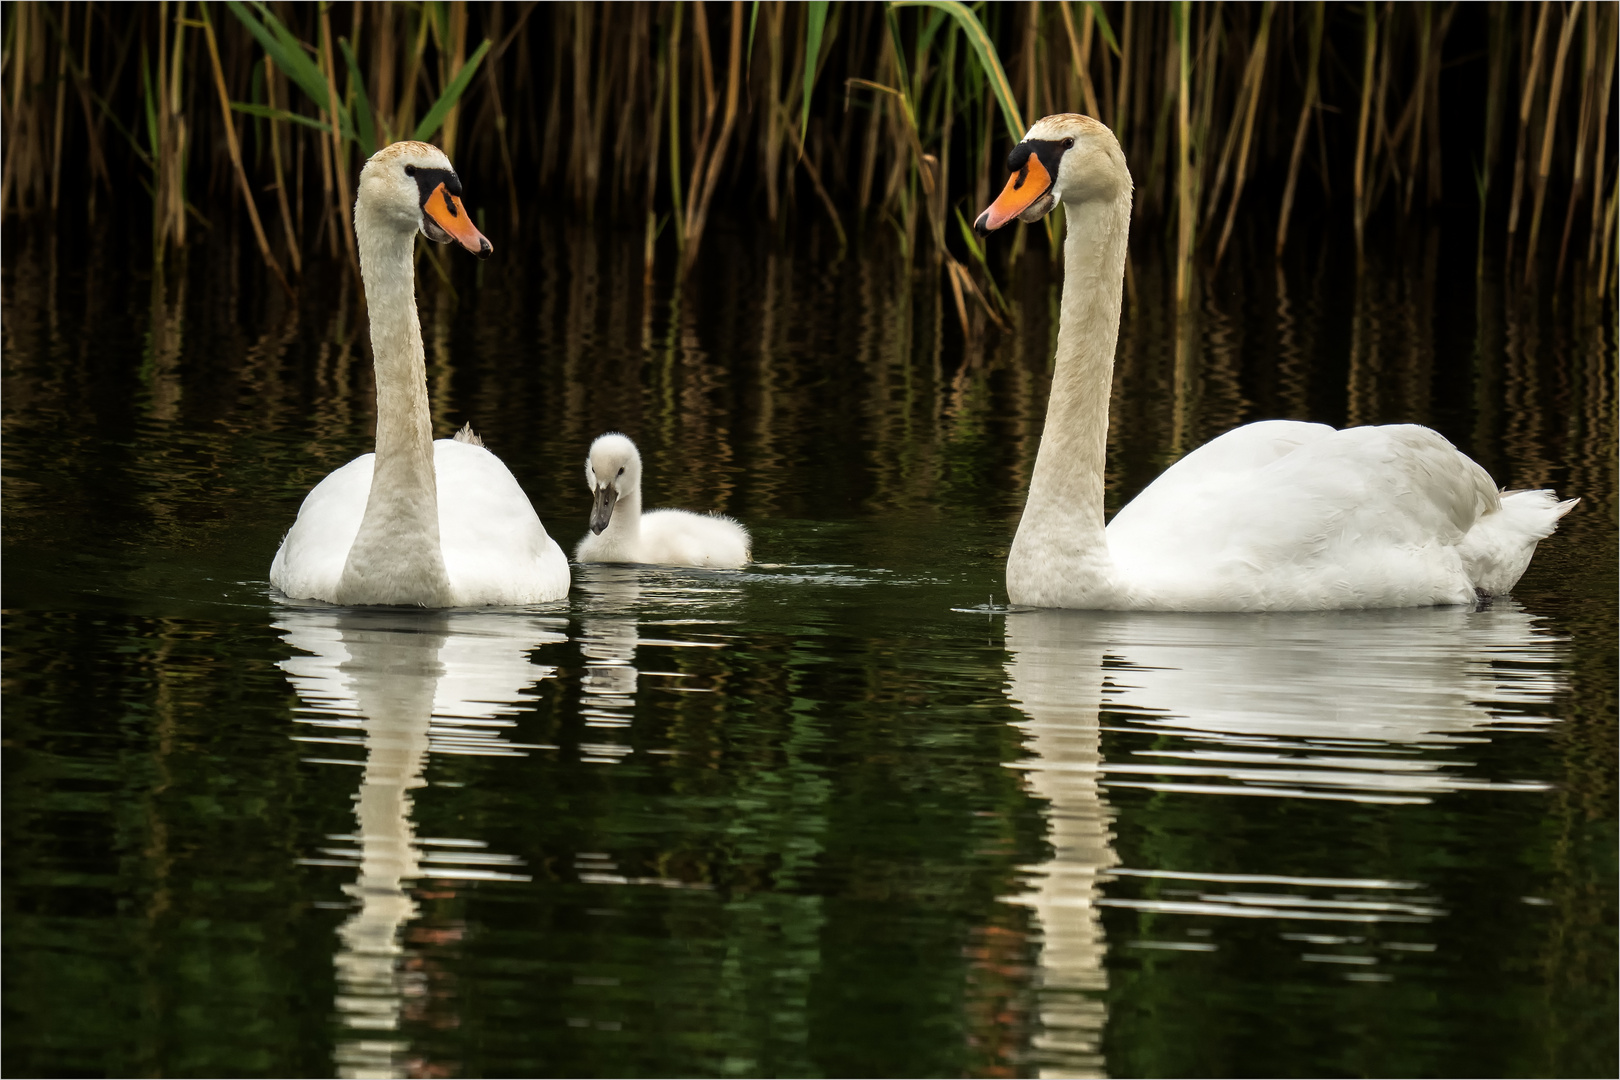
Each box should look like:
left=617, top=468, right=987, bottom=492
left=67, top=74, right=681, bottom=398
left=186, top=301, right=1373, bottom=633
left=590, top=483, right=619, bottom=535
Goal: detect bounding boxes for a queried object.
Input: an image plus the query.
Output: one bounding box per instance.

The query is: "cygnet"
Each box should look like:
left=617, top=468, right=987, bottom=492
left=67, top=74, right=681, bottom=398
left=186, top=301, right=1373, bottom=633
left=574, top=433, right=750, bottom=568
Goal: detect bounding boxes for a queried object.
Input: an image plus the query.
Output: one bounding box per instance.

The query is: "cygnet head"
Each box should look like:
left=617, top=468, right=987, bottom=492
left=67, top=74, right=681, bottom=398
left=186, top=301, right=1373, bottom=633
left=974, top=114, right=1131, bottom=235
left=355, top=141, right=492, bottom=258
left=584, top=433, right=642, bottom=535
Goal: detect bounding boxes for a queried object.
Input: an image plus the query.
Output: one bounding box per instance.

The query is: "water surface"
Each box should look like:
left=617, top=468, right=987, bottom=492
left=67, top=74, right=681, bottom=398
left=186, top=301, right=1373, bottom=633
left=4, top=217, right=1614, bottom=1077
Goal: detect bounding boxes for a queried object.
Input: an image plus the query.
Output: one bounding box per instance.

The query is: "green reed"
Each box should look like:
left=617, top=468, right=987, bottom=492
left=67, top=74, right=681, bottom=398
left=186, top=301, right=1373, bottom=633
left=3, top=1, right=1614, bottom=321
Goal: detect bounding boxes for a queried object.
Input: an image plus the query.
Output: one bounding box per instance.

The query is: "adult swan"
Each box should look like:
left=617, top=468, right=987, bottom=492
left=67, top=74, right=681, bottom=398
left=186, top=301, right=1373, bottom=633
left=975, top=115, right=1574, bottom=611
left=271, top=142, right=570, bottom=607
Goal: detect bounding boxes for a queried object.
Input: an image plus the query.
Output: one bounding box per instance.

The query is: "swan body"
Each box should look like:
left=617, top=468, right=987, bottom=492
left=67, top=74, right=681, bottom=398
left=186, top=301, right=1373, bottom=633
left=976, top=115, right=1575, bottom=612
left=272, top=431, right=569, bottom=605
left=270, top=142, right=569, bottom=607
left=574, top=433, right=750, bottom=568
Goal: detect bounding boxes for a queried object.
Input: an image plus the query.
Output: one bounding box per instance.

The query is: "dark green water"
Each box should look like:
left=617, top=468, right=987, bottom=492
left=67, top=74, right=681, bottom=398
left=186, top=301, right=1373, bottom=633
left=4, top=217, right=1615, bottom=1078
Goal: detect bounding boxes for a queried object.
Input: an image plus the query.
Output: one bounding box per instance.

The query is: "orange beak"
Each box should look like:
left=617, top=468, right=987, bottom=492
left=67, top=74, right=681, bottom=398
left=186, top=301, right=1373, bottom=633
left=974, top=153, right=1053, bottom=234
left=424, top=182, right=492, bottom=258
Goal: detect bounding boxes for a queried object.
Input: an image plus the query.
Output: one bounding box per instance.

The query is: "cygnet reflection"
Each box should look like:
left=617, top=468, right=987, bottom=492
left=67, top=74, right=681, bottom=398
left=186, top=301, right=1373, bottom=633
left=277, top=608, right=565, bottom=1079
left=570, top=562, right=745, bottom=765
left=575, top=564, right=642, bottom=764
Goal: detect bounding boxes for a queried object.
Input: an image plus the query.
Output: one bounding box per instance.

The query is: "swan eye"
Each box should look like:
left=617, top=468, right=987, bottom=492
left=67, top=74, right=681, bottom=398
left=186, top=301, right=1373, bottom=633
left=404, top=164, right=417, bottom=176
left=617, top=467, right=625, bottom=476
left=1063, top=138, right=1074, bottom=149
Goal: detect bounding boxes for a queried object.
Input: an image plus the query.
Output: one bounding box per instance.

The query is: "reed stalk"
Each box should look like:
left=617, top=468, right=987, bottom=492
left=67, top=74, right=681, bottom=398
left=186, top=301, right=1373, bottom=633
left=1597, top=173, right=1617, bottom=297
left=779, top=99, right=847, bottom=249
left=265, top=57, right=300, bottom=273
left=1553, top=0, right=1598, bottom=286
left=319, top=6, right=358, bottom=276
left=1524, top=0, right=1582, bottom=284
left=680, top=0, right=745, bottom=275
left=49, top=3, right=68, bottom=213
left=439, top=0, right=468, bottom=161
left=1057, top=1, right=1099, bottom=120
left=1473, top=0, right=1510, bottom=275
left=1350, top=0, right=1377, bottom=253
left=1585, top=2, right=1615, bottom=268
left=1173, top=1, right=1192, bottom=305
left=1275, top=1, right=1323, bottom=258
left=1, top=2, right=28, bottom=217
left=1, top=1, right=1613, bottom=307
left=1506, top=1, right=1551, bottom=263
left=199, top=4, right=289, bottom=296
left=1210, top=2, right=1273, bottom=264
left=1401, top=2, right=1433, bottom=217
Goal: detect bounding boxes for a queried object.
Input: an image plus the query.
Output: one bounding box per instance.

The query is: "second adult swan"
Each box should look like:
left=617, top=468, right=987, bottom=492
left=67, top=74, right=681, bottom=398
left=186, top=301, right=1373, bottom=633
left=974, top=114, right=1575, bottom=612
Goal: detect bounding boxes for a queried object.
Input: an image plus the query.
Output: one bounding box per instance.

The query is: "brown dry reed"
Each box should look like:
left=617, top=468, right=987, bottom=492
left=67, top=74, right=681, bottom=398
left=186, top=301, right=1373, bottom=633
left=3, top=1, right=1615, bottom=331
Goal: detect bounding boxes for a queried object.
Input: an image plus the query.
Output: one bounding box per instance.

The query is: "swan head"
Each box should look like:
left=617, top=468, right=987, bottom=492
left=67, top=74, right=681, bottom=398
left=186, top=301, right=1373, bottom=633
left=356, top=141, right=493, bottom=258
left=973, top=114, right=1130, bottom=235
left=583, top=433, right=641, bottom=534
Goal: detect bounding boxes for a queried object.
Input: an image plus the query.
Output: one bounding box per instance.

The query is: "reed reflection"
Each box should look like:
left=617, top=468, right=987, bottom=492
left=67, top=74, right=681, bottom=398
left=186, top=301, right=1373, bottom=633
left=276, top=608, right=565, bottom=1078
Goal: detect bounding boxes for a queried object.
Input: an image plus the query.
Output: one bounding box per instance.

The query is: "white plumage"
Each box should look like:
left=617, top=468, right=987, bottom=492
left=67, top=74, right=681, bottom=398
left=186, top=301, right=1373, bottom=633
left=270, top=142, right=569, bottom=607
left=1101, top=420, right=1573, bottom=610
left=574, top=433, right=750, bottom=569
left=272, top=434, right=570, bottom=606
left=975, top=115, right=1574, bottom=611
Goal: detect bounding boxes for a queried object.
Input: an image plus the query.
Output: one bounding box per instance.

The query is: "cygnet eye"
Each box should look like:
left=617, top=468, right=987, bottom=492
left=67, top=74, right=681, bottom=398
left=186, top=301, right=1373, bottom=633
left=1063, top=137, right=1075, bottom=149
left=404, top=164, right=417, bottom=176
left=617, top=467, right=625, bottom=476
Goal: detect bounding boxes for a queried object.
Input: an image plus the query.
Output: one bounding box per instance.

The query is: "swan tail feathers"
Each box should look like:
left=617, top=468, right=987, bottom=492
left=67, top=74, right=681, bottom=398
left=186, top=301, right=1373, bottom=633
left=1461, top=488, right=1577, bottom=597
left=453, top=422, right=485, bottom=447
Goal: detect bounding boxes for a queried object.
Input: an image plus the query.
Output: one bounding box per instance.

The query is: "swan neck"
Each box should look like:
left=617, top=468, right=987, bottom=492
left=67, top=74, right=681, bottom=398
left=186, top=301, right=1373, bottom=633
left=604, top=484, right=644, bottom=544
left=337, top=207, right=451, bottom=606
left=360, top=224, right=434, bottom=467
left=1007, top=192, right=1130, bottom=606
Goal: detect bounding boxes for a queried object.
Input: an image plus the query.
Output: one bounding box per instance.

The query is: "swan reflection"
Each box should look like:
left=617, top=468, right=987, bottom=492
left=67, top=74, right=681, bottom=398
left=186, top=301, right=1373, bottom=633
left=1077, top=602, right=1567, bottom=803
left=277, top=608, right=565, bottom=1079
left=1000, top=602, right=1568, bottom=1072
left=571, top=563, right=742, bottom=766
left=576, top=565, right=642, bottom=763
left=1001, top=611, right=1118, bottom=1078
